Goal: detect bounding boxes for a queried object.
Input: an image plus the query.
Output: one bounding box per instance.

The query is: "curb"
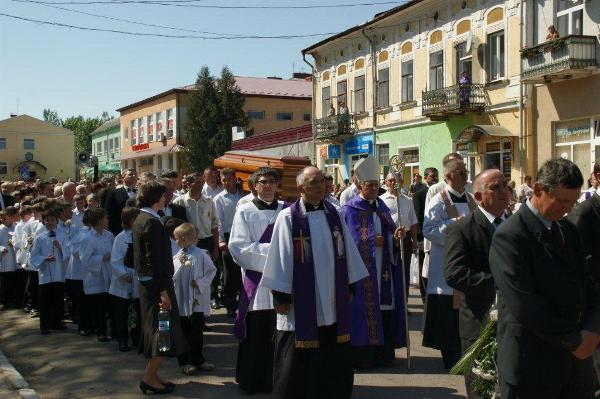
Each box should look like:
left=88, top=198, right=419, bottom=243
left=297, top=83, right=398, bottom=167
left=0, top=350, right=40, bottom=399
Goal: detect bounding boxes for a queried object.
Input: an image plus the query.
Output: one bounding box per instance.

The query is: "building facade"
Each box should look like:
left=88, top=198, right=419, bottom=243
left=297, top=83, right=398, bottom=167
left=91, top=118, right=121, bottom=175
left=522, top=0, right=600, bottom=178
left=116, top=76, right=312, bottom=175
left=304, top=0, right=535, bottom=188
left=0, top=115, right=75, bottom=181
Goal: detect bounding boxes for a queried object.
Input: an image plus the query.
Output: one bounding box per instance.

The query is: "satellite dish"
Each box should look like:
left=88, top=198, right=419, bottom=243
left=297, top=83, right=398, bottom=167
left=77, top=151, right=89, bottom=163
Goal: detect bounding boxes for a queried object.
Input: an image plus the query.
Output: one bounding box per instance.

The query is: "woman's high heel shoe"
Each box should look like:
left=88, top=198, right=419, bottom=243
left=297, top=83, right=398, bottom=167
left=139, top=381, right=174, bottom=395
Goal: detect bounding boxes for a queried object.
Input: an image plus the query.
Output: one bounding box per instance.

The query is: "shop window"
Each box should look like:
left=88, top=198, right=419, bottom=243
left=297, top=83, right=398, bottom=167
left=488, top=30, right=505, bottom=81
left=484, top=141, right=512, bottom=178
left=429, top=50, right=444, bottom=90
left=377, top=67, right=390, bottom=108
left=557, top=0, right=583, bottom=37
left=401, top=60, right=414, bottom=102
left=354, top=75, right=365, bottom=113
left=554, top=119, right=591, bottom=174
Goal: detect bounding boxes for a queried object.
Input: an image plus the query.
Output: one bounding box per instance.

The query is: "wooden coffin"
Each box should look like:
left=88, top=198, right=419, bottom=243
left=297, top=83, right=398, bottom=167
left=213, top=151, right=311, bottom=201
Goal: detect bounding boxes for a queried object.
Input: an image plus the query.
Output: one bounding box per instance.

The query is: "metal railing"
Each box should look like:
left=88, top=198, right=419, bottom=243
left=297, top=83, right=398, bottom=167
left=315, top=114, right=355, bottom=141
left=422, top=83, right=485, bottom=116
left=521, top=35, right=597, bottom=82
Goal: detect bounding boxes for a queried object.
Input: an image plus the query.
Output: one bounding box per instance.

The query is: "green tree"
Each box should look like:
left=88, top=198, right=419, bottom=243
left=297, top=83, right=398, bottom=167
left=43, top=110, right=112, bottom=154
left=184, top=66, right=220, bottom=171
left=43, top=109, right=62, bottom=127
left=184, top=65, right=249, bottom=171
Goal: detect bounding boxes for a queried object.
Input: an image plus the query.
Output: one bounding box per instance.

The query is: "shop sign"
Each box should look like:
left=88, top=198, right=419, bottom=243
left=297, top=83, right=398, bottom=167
left=327, top=145, right=341, bottom=159
left=132, top=143, right=150, bottom=151
left=345, top=135, right=373, bottom=155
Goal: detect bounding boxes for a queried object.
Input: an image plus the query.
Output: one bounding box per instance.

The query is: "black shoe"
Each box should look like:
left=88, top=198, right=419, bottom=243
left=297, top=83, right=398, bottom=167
left=53, top=323, right=67, bottom=331
left=118, top=342, right=130, bottom=352
left=79, top=330, right=90, bottom=337
left=41, top=329, right=51, bottom=335
left=210, top=299, right=220, bottom=310
left=23, top=306, right=31, bottom=313
left=226, top=309, right=236, bottom=318
left=139, top=381, right=174, bottom=395
left=97, top=335, right=109, bottom=342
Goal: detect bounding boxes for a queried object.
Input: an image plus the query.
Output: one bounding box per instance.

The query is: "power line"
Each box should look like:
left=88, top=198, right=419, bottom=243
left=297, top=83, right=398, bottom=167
left=14, top=0, right=341, bottom=37
left=12, top=0, right=408, bottom=9
left=0, top=11, right=343, bottom=39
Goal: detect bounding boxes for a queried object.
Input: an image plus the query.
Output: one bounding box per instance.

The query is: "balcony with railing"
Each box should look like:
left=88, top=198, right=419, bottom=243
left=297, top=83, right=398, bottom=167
left=521, top=35, right=598, bottom=83
left=314, top=114, right=355, bottom=142
left=422, top=83, right=485, bottom=120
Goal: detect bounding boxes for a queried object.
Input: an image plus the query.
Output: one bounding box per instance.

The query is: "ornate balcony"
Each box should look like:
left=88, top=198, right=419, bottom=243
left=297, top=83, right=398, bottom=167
left=314, top=114, right=355, bottom=142
left=521, top=35, right=598, bottom=83
left=422, top=84, right=485, bottom=120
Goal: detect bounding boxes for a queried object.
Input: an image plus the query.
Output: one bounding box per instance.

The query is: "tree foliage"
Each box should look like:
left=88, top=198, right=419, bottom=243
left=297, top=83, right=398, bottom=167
left=43, top=109, right=112, bottom=154
left=184, top=65, right=248, bottom=172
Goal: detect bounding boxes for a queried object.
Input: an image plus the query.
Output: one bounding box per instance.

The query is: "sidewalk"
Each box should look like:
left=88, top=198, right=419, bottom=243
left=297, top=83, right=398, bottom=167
left=0, top=345, right=40, bottom=399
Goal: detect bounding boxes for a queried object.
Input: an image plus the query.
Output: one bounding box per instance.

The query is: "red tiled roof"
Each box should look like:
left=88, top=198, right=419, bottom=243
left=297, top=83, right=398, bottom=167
left=231, top=124, right=313, bottom=151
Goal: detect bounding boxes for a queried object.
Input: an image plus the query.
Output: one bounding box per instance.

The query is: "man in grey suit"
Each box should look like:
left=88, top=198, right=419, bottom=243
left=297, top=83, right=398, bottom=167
left=490, top=158, right=600, bottom=399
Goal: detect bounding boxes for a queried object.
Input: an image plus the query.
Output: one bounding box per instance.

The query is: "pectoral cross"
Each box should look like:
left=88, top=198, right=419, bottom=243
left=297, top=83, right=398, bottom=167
left=293, top=230, right=311, bottom=263
left=382, top=270, right=391, bottom=282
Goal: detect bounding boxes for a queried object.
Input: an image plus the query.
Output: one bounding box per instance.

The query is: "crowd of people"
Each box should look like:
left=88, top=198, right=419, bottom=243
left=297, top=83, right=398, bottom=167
left=0, top=152, right=599, bottom=399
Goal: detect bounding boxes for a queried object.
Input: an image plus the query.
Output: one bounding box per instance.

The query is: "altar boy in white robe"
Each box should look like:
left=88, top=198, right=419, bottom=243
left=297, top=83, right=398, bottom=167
left=261, top=166, right=369, bottom=399
left=228, top=167, right=286, bottom=394
left=172, top=223, right=217, bottom=375
left=422, top=158, right=476, bottom=370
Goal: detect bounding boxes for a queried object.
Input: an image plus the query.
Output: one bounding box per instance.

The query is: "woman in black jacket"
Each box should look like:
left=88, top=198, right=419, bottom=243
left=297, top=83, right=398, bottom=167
left=132, top=181, right=188, bottom=395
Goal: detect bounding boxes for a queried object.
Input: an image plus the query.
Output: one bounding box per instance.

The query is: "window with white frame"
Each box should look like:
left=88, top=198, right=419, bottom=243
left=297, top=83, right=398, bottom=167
left=0, top=162, right=7, bottom=175
left=377, top=67, right=390, bottom=108
left=137, top=117, right=144, bottom=143
left=354, top=75, right=365, bottom=113
left=155, top=112, right=162, bottom=140
left=456, top=42, right=472, bottom=83
left=337, top=80, right=347, bottom=109
left=108, top=138, right=114, bottom=152
left=322, top=86, right=331, bottom=116
left=554, top=118, right=591, bottom=175
left=130, top=120, right=136, bottom=144
left=488, top=30, right=505, bottom=81
left=96, top=141, right=102, bottom=155
left=114, top=137, right=120, bottom=151
left=167, top=109, right=174, bottom=138
left=401, top=60, right=414, bottom=102
left=147, top=115, right=154, bottom=142
left=429, top=50, right=444, bottom=90
left=557, top=0, right=583, bottom=37
left=248, top=111, right=265, bottom=120
left=104, top=139, right=109, bottom=152
left=303, top=113, right=312, bottom=122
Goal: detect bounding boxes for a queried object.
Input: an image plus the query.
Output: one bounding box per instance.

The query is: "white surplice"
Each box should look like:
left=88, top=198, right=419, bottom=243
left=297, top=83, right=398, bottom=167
left=228, top=200, right=285, bottom=311
left=0, top=224, right=17, bottom=272
left=109, top=230, right=138, bottom=299
left=29, top=228, right=71, bottom=285
left=173, top=246, right=216, bottom=316
left=260, top=200, right=369, bottom=331
left=80, top=229, right=114, bottom=294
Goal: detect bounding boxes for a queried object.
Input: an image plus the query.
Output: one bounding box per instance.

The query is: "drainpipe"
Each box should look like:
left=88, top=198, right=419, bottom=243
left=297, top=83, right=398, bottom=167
left=362, top=27, right=377, bottom=152
left=519, top=0, right=525, bottom=182
left=302, top=52, right=317, bottom=165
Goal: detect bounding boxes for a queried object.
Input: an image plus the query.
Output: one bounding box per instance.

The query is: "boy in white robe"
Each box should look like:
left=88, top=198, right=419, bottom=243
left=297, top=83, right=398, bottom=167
left=0, top=207, right=18, bottom=310
left=66, top=211, right=90, bottom=335
left=172, top=223, right=216, bottom=375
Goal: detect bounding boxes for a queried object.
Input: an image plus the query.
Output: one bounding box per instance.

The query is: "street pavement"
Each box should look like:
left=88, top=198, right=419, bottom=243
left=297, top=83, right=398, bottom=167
left=0, top=288, right=466, bottom=399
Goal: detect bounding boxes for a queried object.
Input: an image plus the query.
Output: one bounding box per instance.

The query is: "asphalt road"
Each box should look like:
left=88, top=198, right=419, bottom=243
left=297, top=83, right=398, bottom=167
left=0, top=288, right=466, bottom=399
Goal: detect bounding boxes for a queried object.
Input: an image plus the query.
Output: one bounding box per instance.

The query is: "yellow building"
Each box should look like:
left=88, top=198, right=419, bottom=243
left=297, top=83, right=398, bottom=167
left=116, top=76, right=312, bottom=175
left=0, top=114, right=75, bottom=181
left=303, top=0, right=535, bottom=186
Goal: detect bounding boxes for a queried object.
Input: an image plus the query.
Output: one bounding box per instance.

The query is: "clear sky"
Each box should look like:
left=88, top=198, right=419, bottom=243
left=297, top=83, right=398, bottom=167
left=0, top=0, right=402, bottom=120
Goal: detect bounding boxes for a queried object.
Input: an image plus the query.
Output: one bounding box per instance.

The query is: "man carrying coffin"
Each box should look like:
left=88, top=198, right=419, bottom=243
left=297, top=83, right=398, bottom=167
left=228, top=167, right=286, bottom=394
left=260, top=166, right=369, bottom=399
left=342, top=156, right=408, bottom=368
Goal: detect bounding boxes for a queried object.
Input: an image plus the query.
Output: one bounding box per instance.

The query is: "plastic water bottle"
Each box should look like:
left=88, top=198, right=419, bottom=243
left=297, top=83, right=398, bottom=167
left=157, top=309, right=171, bottom=353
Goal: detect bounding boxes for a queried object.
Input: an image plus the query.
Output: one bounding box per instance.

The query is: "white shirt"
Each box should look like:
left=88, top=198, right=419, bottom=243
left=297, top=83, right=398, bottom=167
left=80, top=229, right=114, bottom=294
left=423, top=191, right=473, bottom=295
left=260, top=201, right=369, bottom=331
left=109, top=230, right=138, bottom=299
left=0, top=224, right=17, bottom=272
left=213, top=189, right=243, bottom=242
left=66, top=226, right=89, bottom=281
left=202, top=183, right=223, bottom=200
left=173, top=193, right=218, bottom=239
left=379, top=191, right=418, bottom=228
left=173, top=246, right=217, bottom=315
left=228, top=200, right=285, bottom=311
left=339, top=183, right=359, bottom=206
left=237, top=192, right=255, bottom=207
left=578, top=187, right=597, bottom=203
left=29, top=228, right=71, bottom=285
left=12, top=220, right=28, bottom=266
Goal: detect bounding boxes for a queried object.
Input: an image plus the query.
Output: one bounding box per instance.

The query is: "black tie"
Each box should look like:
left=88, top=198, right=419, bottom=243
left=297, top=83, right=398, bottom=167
left=551, top=222, right=565, bottom=248
left=49, top=231, right=56, bottom=238
left=305, top=202, right=322, bottom=212
left=157, top=209, right=165, bottom=217
left=493, top=217, right=503, bottom=227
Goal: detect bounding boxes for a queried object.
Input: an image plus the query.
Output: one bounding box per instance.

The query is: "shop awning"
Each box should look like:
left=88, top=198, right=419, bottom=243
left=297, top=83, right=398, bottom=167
left=116, top=144, right=180, bottom=161
left=455, top=125, right=515, bottom=143
left=98, top=163, right=121, bottom=173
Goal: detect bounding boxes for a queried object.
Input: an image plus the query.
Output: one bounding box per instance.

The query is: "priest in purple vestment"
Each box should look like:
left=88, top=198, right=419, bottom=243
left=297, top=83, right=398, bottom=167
left=342, top=156, right=409, bottom=368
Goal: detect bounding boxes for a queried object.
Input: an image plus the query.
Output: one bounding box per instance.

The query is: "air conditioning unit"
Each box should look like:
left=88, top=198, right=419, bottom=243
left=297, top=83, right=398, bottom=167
left=232, top=126, right=246, bottom=141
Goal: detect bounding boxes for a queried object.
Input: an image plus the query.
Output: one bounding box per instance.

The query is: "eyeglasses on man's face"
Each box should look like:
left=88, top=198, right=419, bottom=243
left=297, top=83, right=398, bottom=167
left=256, top=179, right=278, bottom=186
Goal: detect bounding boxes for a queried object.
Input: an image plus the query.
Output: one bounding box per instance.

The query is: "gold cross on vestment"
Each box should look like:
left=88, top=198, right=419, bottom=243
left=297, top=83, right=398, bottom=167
left=293, top=230, right=311, bottom=263
left=382, top=270, right=391, bottom=282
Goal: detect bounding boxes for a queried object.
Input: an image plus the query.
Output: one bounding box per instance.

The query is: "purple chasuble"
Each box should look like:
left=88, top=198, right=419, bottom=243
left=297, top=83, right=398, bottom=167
left=233, top=204, right=287, bottom=340
left=290, top=199, right=351, bottom=348
left=342, top=195, right=408, bottom=348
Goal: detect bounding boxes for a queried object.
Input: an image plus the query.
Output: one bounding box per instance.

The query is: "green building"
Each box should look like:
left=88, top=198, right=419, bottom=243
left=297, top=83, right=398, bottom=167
left=91, top=118, right=121, bottom=176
